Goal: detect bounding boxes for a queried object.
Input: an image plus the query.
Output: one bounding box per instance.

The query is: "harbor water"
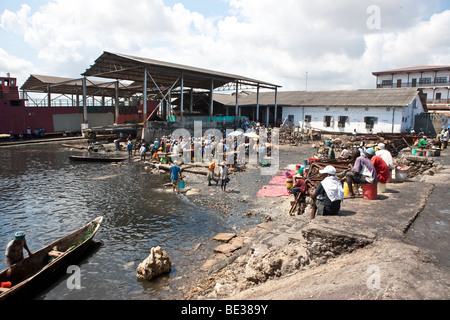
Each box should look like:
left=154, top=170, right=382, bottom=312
left=0, top=143, right=261, bottom=300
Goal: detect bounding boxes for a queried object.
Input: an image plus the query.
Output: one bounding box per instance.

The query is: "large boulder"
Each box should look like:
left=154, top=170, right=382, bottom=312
left=136, top=246, right=171, bottom=281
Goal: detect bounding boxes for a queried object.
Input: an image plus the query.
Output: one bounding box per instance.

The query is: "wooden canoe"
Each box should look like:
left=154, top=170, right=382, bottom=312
left=0, top=216, right=103, bottom=300
left=69, top=155, right=126, bottom=163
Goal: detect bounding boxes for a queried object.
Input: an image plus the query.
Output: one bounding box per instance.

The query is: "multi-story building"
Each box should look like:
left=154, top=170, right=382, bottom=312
left=373, top=65, right=450, bottom=105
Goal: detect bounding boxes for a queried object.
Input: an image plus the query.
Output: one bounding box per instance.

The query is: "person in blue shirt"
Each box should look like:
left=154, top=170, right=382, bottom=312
left=170, top=161, right=182, bottom=193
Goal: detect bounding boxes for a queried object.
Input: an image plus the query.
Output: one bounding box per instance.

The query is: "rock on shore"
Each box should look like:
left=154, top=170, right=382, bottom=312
left=136, top=246, right=172, bottom=281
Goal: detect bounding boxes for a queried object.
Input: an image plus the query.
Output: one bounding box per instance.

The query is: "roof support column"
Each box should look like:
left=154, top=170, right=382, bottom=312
left=274, top=87, right=278, bottom=126
left=115, top=80, right=119, bottom=125
left=180, top=74, right=184, bottom=122
left=235, top=80, right=239, bottom=120
left=82, top=77, right=87, bottom=124
left=47, top=84, right=51, bottom=108
left=210, top=78, right=214, bottom=122
left=144, top=68, right=148, bottom=126
left=256, top=84, right=260, bottom=122
left=189, top=89, right=194, bottom=114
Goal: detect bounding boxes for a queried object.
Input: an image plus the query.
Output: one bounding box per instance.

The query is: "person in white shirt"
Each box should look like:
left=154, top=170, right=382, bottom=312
left=376, top=143, right=394, bottom=170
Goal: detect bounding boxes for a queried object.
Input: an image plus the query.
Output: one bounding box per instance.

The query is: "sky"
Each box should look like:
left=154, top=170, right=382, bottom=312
left=1, top=0, right=450, bottom=92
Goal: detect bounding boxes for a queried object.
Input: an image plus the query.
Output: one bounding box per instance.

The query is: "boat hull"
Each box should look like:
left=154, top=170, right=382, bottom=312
left=0, top=217, right=103, bottom=300
left=69, top=156, right=126, bottom=163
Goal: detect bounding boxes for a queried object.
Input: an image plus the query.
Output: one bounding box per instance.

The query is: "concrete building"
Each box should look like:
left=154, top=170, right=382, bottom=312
left=216, top=88, right=426, bottom=134
left=373, top=65, right=450, bottom=105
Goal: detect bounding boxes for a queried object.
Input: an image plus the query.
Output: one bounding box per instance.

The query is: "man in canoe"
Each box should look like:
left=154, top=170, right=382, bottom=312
left=5, top=231, right=33, bottom=276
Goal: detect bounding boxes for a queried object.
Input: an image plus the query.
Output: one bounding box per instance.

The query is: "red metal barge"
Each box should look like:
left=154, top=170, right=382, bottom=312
left=1, top=74, right=157, bottom=138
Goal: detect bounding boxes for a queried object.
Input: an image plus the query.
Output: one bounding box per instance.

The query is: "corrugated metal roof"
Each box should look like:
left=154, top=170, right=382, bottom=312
left=373, top=65, right=450, bottom=75
left=82, top=52, right=281, bottom=92
left=215, top=88, right=422, bottom=108
left=21, top=74, right=138, bottom=96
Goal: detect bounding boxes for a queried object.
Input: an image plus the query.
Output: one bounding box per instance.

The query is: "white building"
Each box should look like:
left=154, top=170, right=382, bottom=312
left=279, top=89, right=425, bottom=134
left=215, top=88, right=426, bottom=134
left=373, top=65, right=450, bottom=105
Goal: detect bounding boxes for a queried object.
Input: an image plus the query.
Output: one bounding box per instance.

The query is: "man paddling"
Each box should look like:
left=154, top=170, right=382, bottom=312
left=5, top=231, right=33, bottom=276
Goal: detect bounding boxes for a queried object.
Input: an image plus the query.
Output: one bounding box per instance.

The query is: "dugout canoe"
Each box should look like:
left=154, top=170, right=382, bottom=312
left=0, top=216, right=103, bottom=300
left=69, top=155, right=126, bottom=163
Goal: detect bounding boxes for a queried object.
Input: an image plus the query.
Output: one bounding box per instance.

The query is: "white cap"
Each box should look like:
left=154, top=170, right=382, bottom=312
left=319, top=166, right=336, bottom=175
left=378, top=143, right=385, bottom=150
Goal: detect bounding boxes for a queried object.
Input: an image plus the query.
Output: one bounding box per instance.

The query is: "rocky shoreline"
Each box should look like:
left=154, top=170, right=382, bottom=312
left=63, top=139, right=450, bottom=300
left=179, top=144, right=450, bottom=300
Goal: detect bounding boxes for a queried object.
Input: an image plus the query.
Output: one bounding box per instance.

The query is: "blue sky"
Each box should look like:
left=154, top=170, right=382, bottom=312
left=1, top=0, right=450, bottom=91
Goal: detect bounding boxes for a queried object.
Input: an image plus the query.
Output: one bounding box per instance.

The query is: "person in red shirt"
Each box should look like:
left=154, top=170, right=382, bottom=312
left=365, top=148, right=390, bottom=184
left=290, top=174, right=307, bottom=198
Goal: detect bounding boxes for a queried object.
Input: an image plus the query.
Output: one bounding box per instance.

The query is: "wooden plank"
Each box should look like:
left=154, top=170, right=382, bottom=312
left=48, top=250, right=64, bottom=258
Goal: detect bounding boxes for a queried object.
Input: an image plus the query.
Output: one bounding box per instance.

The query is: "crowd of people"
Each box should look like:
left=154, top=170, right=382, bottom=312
left=127, top=126, right=277, bottom=193
left=290, top=139, right=397, bottom=221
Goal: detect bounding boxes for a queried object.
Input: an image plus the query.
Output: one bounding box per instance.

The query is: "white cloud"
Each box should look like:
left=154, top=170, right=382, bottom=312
left=0, top=0, right=449, bottom=91
left=0, top=48, right=36, bottom=81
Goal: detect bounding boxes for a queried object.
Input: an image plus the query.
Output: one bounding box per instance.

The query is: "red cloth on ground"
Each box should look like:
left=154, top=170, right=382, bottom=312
left=257, top=185, right=290, bottom=198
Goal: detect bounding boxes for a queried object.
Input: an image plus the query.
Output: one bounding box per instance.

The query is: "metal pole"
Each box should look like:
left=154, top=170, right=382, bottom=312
left=82, top=77, right=87, bottom=124
left=256, top=84, right=260, bottom=122
left=210, top=78, right=214, bottom=122
left=115, top=81, right=119, bottom=125
left=235, top=80, right=239, bottom=120
left=274, top=87, right=278, bottom=127
left=144, top=68, right=148, bottom=125
left=47, top=84, right=51, bottom=107
left=180, top=74, right=184, bottom=122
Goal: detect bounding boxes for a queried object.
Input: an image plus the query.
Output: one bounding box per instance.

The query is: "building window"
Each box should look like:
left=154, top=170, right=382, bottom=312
left=304, top=115, right=312, bottom=123
left=436, top=93, right=442, bottom=100
left=435, top=77, right=447, bottom=84
left=382, top=80, right=392, bottom=86
left=419, top=78, right=431, bottom=85
left=396, top=79, right=402, bottom=87
left=323, top=116, right=334, bottom=128
left=412, top=79, right=417, bottom=87
left=338, top=116, right=348, bottom=128
left=364, top=117, right=378, bottom=129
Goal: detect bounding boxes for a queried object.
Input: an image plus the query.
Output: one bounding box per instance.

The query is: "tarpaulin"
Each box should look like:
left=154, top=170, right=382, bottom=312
left=257, top=185, right=291, bottom=198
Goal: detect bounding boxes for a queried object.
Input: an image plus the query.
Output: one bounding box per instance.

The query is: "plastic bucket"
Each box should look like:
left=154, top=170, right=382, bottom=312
left=377, top=183, right=386, bottom=194
left=179, top=181, right=185, bottom=189
left=362, top=184, right=378, bottom=200
left=343, top=182, right=354, bottom=197
left=286, top=177, right=293, bottom=189
left=395, top=165, right=409, bottom=182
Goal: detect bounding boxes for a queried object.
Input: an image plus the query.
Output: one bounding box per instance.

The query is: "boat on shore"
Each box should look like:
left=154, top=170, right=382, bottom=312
left=0, top=216, right=103, bottom=300
left=69, top=155, right=127, bottom=163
